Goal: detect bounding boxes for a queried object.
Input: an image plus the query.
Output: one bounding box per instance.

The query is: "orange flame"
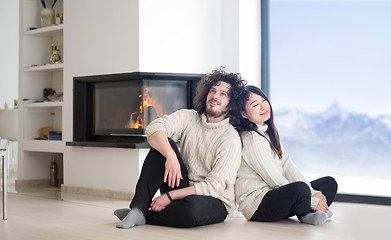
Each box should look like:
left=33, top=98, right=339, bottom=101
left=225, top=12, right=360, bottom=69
left=131, top=88, right=152, bottom=128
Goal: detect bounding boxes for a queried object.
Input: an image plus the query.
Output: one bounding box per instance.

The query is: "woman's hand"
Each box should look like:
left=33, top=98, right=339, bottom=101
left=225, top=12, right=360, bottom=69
left=313, top=192, right=328, bottom=212
left=150, top=193, right=171, bottom=212
left=313, top=192, right=327, bottom=202
left=315, top=199, right=329, bottom=213
left=164, top=153, right=182, bottom=188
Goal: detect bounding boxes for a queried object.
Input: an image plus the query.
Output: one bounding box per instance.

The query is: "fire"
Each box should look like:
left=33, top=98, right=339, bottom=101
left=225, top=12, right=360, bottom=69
left=131, top=88, right=152, bottom=128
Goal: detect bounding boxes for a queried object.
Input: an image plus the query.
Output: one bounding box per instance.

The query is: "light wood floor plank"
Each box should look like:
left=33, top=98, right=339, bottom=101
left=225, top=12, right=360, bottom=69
left=1, top=192, right=389, bottom=240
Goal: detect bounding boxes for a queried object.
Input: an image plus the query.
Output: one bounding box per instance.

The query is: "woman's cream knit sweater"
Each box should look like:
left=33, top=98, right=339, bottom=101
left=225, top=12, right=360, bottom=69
left=235, top=124, right=320, bottom=220
left=145, top=109, right=242, bottom=214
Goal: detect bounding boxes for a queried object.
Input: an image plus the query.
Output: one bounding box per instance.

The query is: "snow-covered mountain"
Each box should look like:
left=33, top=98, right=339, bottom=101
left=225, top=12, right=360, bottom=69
left=274, top=103, right=391, bottom=179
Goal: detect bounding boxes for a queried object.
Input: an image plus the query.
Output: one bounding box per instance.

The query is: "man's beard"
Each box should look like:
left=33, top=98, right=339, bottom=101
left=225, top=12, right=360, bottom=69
left=206, top=107, right=229, bottom=119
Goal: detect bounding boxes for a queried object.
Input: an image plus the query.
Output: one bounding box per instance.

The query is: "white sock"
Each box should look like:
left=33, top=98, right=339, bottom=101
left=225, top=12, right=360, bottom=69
left=116, top=207, right=146, bottom=229
left=301, top=211, right=328, bottom=225
left=114, top=208, right=130, bottom=221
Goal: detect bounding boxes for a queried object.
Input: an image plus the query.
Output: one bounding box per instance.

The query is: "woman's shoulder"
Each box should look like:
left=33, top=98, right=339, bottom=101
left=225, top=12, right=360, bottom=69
left=240, top=130, right=260, bottom=139
left=240, top=130, right=269, bottom=146
left=240, top=130, right=259, bottom=145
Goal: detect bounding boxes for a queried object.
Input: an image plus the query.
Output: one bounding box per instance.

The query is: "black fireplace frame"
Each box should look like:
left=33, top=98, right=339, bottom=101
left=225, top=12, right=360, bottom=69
left=66, top=72, right=202, bottom=148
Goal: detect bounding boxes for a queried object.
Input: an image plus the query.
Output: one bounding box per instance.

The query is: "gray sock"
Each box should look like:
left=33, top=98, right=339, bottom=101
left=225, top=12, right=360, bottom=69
left=301, top=211, right=328, bottom=225
left=327, top=210, right=333, bottom=218
left=116, top=207, right=146, bottom=229
left=114, top=208, right=130, bottom=221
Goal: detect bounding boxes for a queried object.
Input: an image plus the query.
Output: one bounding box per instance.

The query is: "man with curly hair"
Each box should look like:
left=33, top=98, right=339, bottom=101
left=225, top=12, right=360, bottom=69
left=115, top=67, right=246, bottom=228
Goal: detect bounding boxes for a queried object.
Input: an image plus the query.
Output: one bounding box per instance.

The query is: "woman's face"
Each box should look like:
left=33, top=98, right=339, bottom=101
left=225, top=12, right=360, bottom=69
left=242, top=92, right=271, bottom=125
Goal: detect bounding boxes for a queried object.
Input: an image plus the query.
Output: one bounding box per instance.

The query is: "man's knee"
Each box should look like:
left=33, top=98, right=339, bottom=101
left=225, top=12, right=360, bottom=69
left=178, top=195, right=227, bottom=227
left=168, top=138, right=179, bottom=152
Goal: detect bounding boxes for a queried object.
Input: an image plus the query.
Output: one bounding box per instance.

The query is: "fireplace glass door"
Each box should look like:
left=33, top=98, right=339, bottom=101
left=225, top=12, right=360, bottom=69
left=92, top=79, right=187, bottom=137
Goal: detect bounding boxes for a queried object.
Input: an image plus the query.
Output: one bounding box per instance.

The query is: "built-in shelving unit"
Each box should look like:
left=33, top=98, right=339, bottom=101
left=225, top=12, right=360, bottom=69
left=18, top=0, right=64, bottom=187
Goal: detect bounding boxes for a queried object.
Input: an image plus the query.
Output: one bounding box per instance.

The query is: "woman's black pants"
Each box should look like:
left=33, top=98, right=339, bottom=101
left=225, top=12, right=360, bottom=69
left=130, top=138, right=228, bottom=228
left=250, top=176, right=338, bottom=222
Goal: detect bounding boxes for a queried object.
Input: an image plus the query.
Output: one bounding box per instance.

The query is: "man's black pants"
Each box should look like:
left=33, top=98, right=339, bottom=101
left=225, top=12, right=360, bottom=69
left=130, top=138, right=228, bottom=228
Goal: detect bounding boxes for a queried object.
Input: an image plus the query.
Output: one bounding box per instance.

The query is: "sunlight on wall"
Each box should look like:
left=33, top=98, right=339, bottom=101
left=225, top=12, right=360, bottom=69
left=239, top=0, right=261, bottom=87
left=139, top=0, right=261, bottom=81
left=139, top=0, right=223, bottom=74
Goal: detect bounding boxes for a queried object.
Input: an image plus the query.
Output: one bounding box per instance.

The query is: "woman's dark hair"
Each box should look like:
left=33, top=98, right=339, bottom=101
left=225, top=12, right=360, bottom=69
left=193, top=67, right=246, bottom=127
left=236, top=85, right=283, bottom=159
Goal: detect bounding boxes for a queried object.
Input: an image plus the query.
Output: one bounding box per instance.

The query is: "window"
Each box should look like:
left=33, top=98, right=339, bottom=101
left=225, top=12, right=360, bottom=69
left=269, top=0, right=391, bottom=198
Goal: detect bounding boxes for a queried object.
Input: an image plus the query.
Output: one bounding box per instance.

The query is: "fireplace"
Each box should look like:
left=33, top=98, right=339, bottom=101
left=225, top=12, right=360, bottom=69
left=66, top=72, right=202, bottom=148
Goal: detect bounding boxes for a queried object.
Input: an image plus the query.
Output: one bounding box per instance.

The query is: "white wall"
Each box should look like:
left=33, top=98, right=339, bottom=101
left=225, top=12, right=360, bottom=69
left=239, top=0, right=261, bottom=87
left=62, top=0, right=251, bottom=195
left=139, top=0, right=240, bottom=74
left=0, top=1, right=19, bottom=109
left=0, top=109, right=18, bottom=140
left=63, top=0, right=141, bottom=193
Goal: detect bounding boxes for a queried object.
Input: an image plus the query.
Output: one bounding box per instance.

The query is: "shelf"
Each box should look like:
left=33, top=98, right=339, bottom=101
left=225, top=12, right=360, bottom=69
left=24, top=63, right=64, bottom=72
left=21, top=140, right=64, bottom=153
left=25, top=24, right=64, bottom=37
left=23, top=102, right=63, bottom=108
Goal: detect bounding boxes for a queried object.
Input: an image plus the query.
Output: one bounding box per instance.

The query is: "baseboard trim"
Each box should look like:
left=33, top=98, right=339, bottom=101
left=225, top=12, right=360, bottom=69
left=335, top=193, right=391, bottom=206
left=61, top=185, right=134, bottom=201
left=15, top=179, right=63, bottom=188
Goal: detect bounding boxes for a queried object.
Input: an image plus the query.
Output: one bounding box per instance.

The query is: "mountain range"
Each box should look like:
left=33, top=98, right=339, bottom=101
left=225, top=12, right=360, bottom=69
left=274, top=102, right=391, bottom=179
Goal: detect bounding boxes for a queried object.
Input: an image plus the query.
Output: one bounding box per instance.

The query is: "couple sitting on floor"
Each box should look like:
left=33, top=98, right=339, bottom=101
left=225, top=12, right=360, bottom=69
left=114, top=67, right=338, bottom=229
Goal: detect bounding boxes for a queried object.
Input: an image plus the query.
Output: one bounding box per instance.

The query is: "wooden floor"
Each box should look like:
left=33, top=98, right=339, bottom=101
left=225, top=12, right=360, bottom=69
left=0, top=191, right=390, bottom=240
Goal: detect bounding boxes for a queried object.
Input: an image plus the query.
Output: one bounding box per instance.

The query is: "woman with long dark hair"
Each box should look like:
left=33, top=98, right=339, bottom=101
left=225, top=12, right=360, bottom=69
left=235, top=85, right=338, bottom=225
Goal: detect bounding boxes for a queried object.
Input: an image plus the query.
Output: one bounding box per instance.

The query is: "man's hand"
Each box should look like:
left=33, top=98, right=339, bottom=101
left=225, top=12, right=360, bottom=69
left=147, top=131, right=183, bottom=188
left=164, top=152, right=182, bottom=188
left=150, top=193, right=171, bottom=212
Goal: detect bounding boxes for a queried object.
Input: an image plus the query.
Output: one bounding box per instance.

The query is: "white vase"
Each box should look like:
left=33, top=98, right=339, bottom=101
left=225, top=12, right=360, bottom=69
left=41, top=8, right=55, bottom=28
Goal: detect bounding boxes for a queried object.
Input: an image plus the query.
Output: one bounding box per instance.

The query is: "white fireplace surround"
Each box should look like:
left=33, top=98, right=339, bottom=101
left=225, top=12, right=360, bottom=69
left=14, top=0, right=261, bottom=199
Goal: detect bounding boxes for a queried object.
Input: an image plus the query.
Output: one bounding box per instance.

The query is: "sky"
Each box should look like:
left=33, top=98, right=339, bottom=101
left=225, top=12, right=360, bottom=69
left=269, top=0, right=391, bottom=116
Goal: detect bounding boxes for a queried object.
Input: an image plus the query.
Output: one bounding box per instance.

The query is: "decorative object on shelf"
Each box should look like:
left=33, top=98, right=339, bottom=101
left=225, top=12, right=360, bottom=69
left=41, top=8, right=54, bottom=27
left=49, top=91, right=63, bottom=102
left=48, top=131, right=62, bottom=141
left=43, top=88, right=55, bottom=101
left=35, top=126, right=54, bottom=140
left=50, top=43, right=62, bottom=64
left=55, top=13, right=61, bottom=25
left=50, top=158, right=58, bottom=186
left=40, top=0, right=57, bottom=28
left=43, top=88, right=63, bottom=102
left=13, top=100, right=18, bottom=109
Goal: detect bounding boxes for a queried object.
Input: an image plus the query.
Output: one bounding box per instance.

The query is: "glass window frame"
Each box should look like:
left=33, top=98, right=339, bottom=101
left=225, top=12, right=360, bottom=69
left=261, top=0, right=391, bottom=205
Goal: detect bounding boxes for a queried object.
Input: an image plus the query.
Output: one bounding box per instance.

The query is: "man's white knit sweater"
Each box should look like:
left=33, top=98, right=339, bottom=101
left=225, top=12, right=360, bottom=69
left=235, top=124, right=320, bottom=220
left=145, top=109, right=242, bottom=214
